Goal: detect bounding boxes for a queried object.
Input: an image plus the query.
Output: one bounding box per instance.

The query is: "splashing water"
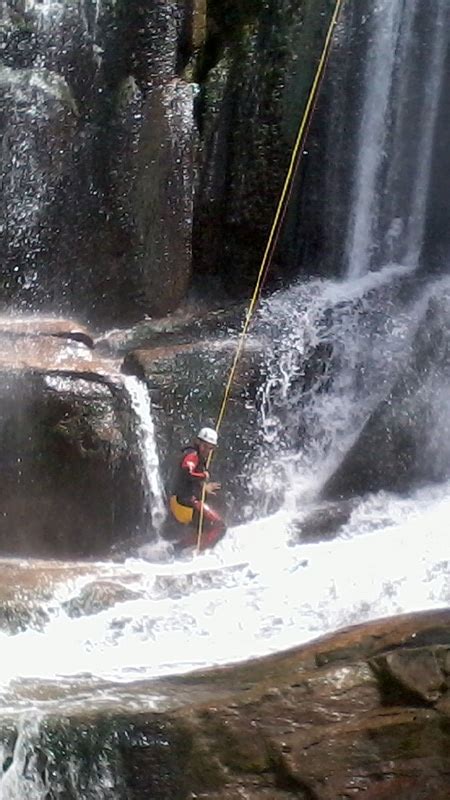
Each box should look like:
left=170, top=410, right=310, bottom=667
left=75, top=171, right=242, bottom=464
left=0, top=478, right=447, bottom=710
left=251, top=264, right=426, bottom=508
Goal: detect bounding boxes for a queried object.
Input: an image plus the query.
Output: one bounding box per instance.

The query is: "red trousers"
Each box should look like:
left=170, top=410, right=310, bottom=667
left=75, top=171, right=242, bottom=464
left=184, top=500, right=226, bottom=551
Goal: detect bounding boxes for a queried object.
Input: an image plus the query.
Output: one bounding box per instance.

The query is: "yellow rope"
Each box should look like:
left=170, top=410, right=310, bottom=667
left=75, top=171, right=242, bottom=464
left=196, top=0, right=345, bottom=552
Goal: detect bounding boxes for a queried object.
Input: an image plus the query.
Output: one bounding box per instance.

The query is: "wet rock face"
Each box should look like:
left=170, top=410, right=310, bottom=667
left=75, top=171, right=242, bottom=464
left=111, top=77, right=197, bottom=317
left=1, top=0, right=199, bottom=324
left=0, top=66, right=78, bottom=306
left=129, top=611, right=450, bottom=798
left=0, top=323, right=145, bottom=558
left=1, top=0, right=337, bottom=323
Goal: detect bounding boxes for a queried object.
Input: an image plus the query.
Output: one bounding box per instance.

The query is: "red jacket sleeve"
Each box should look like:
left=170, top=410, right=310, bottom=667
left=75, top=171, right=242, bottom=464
left=181, top=451, right=208, bottom=480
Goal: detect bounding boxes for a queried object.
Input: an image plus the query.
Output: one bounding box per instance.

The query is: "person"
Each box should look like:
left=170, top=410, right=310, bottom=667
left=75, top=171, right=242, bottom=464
left=169, top=427, right=226, bottom=551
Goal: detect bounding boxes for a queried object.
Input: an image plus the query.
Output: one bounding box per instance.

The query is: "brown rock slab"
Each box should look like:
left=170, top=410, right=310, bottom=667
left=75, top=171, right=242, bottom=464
left=0, top=334, right=120, bottom=378
left=0, top=317, right=94, bottom=347
left=159, top=609, right=450, bottom=799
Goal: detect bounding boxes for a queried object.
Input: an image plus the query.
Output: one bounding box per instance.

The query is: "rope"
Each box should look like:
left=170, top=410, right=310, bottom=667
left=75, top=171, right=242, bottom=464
left=196, top=0, right=345, bottom=552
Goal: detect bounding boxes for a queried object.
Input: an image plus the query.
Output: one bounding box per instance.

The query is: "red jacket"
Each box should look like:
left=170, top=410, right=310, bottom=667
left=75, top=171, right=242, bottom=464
left=172, top=446, right=208, bottom=506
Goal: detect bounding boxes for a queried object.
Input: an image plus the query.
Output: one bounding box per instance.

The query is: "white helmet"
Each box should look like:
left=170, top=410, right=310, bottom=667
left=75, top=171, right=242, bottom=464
left=197, top=427, right=218, bottom=446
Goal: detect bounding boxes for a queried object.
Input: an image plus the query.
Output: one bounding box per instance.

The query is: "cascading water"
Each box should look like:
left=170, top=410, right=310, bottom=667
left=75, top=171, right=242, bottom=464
left=122, top=375, right=166, bottom=532
left=251, top=264, right=419, bottom=508
left=2, top=0, right=450, bottom=794
left=252, top=0, right=450, bottom=509
left=345, top=0, right=448, bottom=277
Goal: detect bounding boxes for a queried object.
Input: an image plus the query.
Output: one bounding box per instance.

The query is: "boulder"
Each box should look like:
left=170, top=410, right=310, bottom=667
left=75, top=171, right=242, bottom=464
left=0, top=322, right=147, bottom=557
left=63, top=580, right=142, bottom=618
left=289, top=498, right=357, bottom=543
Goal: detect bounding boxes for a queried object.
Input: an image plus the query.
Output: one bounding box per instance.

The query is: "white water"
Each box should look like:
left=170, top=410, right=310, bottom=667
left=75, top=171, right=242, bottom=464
left=122, top=375, right=166, bottom=531
left=0, top=480, right=448, bottom=796
left=0, top=267, right=447, bottom=712
left=0, top=478, right=448, bottom=709
left=252, top=263, right=422, bottom=509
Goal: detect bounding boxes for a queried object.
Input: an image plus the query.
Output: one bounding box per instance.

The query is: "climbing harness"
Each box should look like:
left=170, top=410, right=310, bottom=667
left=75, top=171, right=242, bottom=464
left=196, top=0, right=345, bottom=552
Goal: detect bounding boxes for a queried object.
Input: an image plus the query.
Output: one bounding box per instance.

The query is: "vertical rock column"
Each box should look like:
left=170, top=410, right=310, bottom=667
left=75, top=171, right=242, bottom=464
left=109, top=0, right=202, bottom=319
left=111, top=77, right=198, bottom=317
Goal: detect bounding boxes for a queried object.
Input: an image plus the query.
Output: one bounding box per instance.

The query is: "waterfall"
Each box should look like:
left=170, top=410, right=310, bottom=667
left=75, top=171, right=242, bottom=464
left=345, top=0, right=404, bottom=279
left=2, top=3, right=450, bottom=794
left=252, top=0, right=450, bottom=506
left=403, top=1, right=448, bottom=265
left=122, top=375, right=166, bottom=532
left=343, top=0, right=448, bottom=278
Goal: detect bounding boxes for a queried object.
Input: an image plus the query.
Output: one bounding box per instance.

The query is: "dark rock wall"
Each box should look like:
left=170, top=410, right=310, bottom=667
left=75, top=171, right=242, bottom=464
left=1, top=0, right=199, bottom=324
left=280, top=0, right=365, bottom=279
left=1, top=0, right=337, bottom=325
left=423, top=33, right=450, bottom=272
left=323, top=290, right=450, bottom=500
left=194, top=0, right=337, bottom=294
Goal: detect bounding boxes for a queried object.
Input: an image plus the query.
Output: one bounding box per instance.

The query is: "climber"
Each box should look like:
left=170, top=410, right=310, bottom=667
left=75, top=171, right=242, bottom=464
left=169, top=426, right=226, bottom=552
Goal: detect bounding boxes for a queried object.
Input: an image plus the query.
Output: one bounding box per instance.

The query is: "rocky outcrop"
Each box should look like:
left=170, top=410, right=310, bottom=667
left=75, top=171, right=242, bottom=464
left=0, top=319, right=148, bottom=557
left=3, top=609, right=450, bottom=797
left=1, top=0, right=200, bottom=324
left=160, top=609, right=450, bottom=799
